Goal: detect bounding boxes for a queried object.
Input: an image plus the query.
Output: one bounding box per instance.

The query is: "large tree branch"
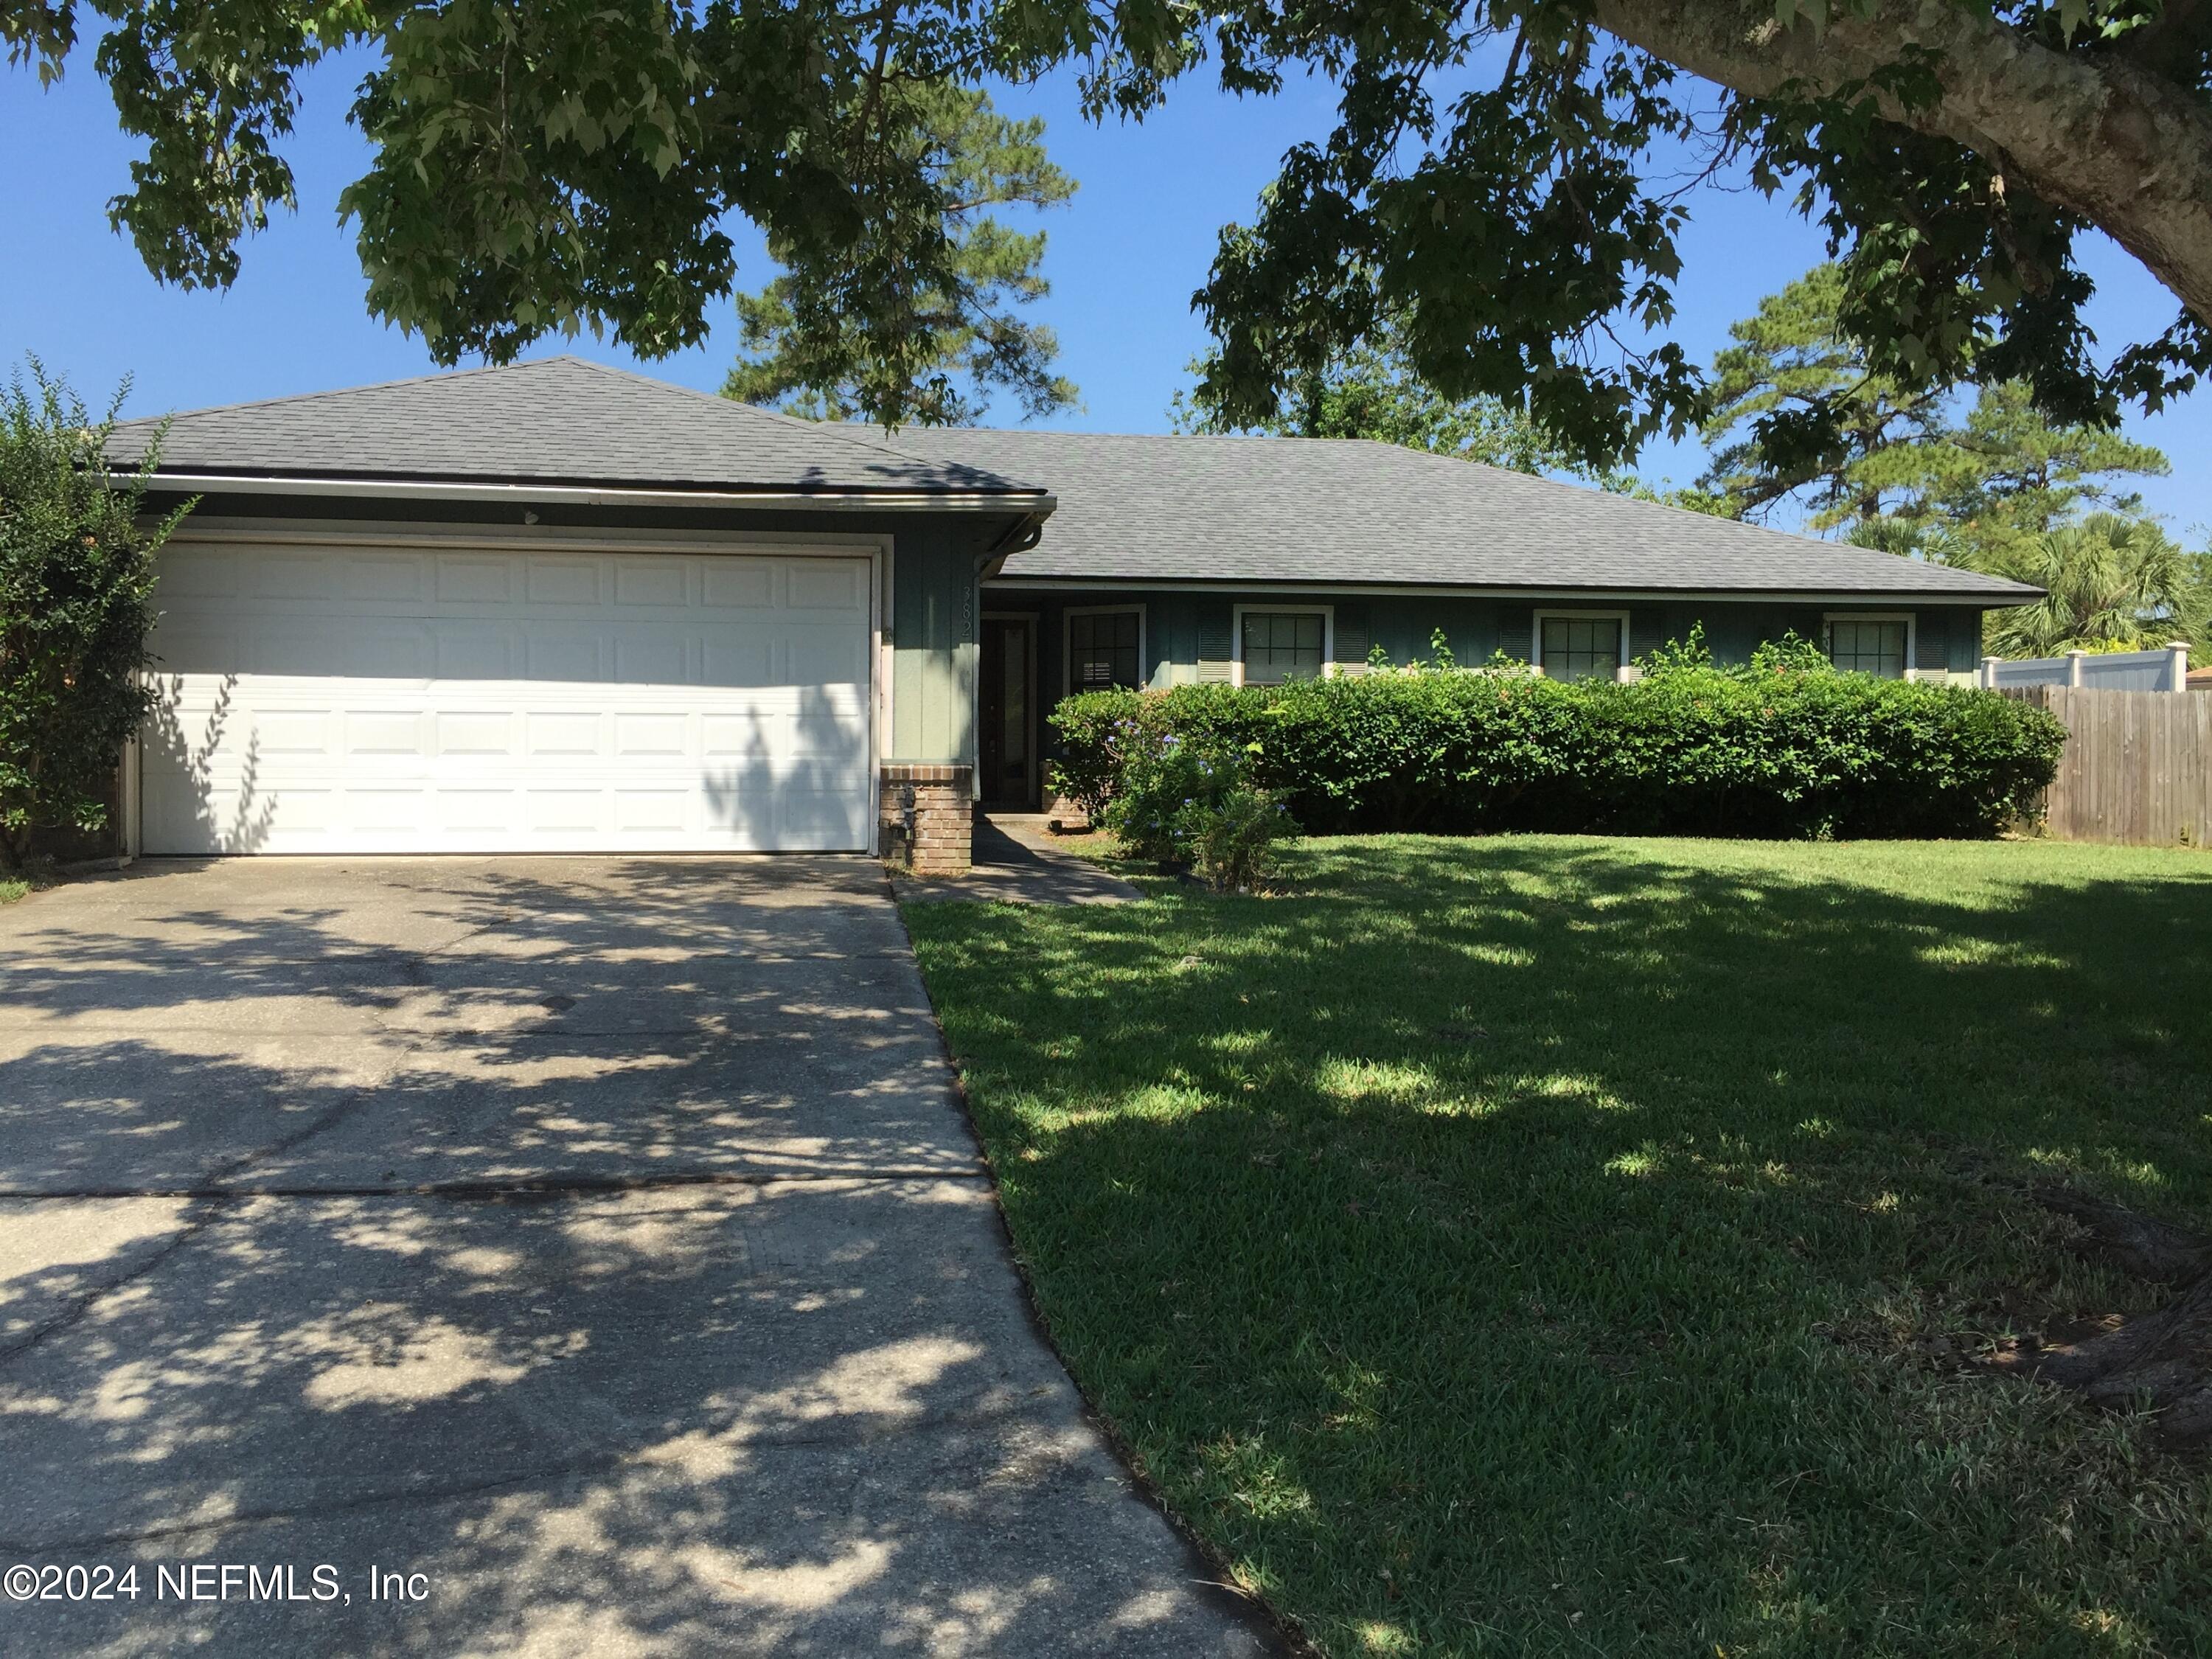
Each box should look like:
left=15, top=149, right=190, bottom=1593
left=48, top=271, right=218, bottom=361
left=1585, top=0, right=2212, bottom=325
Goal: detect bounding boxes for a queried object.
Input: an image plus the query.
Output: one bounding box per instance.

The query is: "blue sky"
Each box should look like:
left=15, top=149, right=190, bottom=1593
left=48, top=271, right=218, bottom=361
left=5, top=45, right=2207, bottom=538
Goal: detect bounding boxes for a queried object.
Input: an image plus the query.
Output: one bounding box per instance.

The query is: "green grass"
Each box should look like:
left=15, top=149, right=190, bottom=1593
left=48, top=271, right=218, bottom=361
left=0, top=875, right=31, bottom=905
left=903, top=835, right=2212, bottom=1658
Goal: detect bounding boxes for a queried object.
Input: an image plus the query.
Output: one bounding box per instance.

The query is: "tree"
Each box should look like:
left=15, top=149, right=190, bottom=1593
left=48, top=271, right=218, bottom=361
left=1196, top=1, right=2212, bottom=466
left=723, top=84, right=1077, bottom=424
left=1170, top=319, right=1638, bottom=487
left=1700, top=265, right=2169, bottom=553
left=1697, top=265, right=1950, bottom=528
left=1980, top=512, right=2195, bottom=655
left=1921, top=380, right=2171, bottom=562
left=0, top=361, right=189, bottom=867
left=10, top=1, right=2212, bottom=450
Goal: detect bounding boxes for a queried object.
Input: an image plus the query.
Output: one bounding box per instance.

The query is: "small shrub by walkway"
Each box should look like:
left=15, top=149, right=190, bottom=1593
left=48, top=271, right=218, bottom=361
left=907, top=835, right=2212, bottom=1657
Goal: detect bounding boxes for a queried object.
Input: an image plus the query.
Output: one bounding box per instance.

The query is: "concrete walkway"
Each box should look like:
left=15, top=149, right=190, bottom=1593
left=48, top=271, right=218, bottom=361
left=0, top=858, right=1266, bottom=1656
left=897, top=815, right=1141, bottom=906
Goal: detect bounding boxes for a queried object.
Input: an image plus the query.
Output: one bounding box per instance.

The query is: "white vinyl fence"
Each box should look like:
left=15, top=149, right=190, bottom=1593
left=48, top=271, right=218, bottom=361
left=1980, top=644, right=2191, bottom=692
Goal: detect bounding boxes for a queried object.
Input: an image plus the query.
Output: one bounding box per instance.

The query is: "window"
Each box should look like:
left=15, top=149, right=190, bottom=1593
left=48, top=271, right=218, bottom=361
left=1535, top=612, right=1626, bottom=682
left=1068, top=608, right=1143, bottom=691
left=1825, top=616, right=1910, bottom=678
left=1237, top=608, right=1329, bottom=684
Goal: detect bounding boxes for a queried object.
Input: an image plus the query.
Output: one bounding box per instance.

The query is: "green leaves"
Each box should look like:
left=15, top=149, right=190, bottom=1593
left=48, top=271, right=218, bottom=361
left=1173, top=313, right=1647, bottom=491
left=342, top=0, right=728, bottom=364
left=1190, top=19, right=1708, bottom=468
left=723, top=83, right=1079, bottom=426
left=27, top=0, right=2212, bottom=445
left=0, top=358, right=191, bottom=866
left=1699, top=262, right=2170, bottom=554
left=1980, top=513, right=2200, bottom=655
left=1051, top=669, right=2067, bottom=841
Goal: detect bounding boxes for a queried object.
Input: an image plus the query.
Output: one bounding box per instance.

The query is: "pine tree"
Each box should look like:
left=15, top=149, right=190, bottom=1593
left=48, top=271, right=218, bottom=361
left=1699, top=266, right=2168, bottom=560
left=724, top=85, right=1077, bottom=426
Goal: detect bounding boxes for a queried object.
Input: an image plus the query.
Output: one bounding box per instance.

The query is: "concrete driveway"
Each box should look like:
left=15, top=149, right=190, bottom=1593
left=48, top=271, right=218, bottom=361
left=0, top=858, right=1268, bottom=1657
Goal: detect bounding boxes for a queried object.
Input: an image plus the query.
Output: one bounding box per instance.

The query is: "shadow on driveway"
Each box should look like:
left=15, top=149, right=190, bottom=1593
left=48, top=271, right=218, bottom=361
left=0, top=857, right=1273, bottom=1656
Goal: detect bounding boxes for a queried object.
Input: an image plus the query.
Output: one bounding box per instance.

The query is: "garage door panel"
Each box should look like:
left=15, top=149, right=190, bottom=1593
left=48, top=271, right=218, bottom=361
left=435, top=711, right=517, bottom=757
left=251, top=550, right=344, bottom=600
left=255, top=709, right=337, bottom=756
left=614, top=790, right=689, bottom=832
left=437, top=555, right=515, bottom=605
left=159, top=547, right=240, bottom=599
left=524, top=631, right=605, bottom=683
left=525, top=557, right=603, bottom=605
left=613, top=713, right=688, bottom=757
left=613, top=558, right=689, bottom=608
left=344, top=554, right=430, bottom=602
left=701, top=559, right=776, bottom=608
left=527, top=790, right=603, bottom=834
left=700, top=706, right=867, bottom=759
left=613, top=631, right=688, bottom=684
left=699, top=630, right=779, bottom=688
left=437, top=789, right=519, bottom=834
left=434, top=625, right=518, bottom=679
left=344, top=711, right=425, bottom=757
left=786, top=559, right=868, bottom=609
left=143, top=546, right=877, bottom=854
left=787, top=631, right=870, bottom=687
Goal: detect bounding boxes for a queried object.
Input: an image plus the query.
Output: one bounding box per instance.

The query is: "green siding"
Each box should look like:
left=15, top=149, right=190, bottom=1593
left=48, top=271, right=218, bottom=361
left=988, top=588, right=1988, bottom=692
left=891, top=521, right=987, bottom=765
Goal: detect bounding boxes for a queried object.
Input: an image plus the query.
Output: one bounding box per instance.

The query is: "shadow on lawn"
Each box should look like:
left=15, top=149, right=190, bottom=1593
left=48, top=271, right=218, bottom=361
left=908, top=838, right=2212, bottom=1654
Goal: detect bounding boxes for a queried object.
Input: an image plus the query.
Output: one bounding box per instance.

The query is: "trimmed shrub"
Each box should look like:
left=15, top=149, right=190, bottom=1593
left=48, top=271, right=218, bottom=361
left=1099, top=724, right=1299, bottom=888
left=1048, top=658, right=2065, bottom=841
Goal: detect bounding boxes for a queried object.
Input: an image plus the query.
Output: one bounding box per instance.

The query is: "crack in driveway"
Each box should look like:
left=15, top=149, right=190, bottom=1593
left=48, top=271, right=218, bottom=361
left=0, top=856, right=1273, bottom=1657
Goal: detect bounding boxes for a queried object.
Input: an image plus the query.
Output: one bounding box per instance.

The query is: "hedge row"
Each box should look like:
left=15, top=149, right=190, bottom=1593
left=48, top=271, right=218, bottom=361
left=1048, top=667, right=2067, bottom=840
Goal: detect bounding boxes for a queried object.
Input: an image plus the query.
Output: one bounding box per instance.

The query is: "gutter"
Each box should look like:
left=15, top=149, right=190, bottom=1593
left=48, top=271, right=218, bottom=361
left=980, top=576, right=2041, bottom=606
left=138, top=470, right=1057, bottom=517
left=978, top=509, right=1051, bottom=580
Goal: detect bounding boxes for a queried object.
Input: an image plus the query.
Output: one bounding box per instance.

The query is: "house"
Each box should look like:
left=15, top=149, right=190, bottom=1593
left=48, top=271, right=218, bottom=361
left=113, top=357, right=2038, bottom=871
left=861, top=427, right=2041, bottom=816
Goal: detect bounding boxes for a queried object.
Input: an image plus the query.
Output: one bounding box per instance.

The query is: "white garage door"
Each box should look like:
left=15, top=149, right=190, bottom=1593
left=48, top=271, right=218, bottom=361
left=140, top=538, right=876, bottom=855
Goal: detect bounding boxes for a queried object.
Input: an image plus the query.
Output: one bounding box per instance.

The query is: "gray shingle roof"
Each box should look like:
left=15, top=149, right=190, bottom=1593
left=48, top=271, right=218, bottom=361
left=111, top=358, right=1046, bottom=498
left=855, top=427, right=2038, bottom=601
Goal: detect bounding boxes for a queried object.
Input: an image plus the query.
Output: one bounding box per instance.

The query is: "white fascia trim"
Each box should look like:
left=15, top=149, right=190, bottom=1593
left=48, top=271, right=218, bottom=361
left=1231, top=602, right=1335, bottom=687
left=1061, top=602, right=1148, bottom=696
left=148, top=472, right=1054, bottom=515
left=984, top=577, right=2023, bottom=607
left=165, top=516, right=897, bottom=560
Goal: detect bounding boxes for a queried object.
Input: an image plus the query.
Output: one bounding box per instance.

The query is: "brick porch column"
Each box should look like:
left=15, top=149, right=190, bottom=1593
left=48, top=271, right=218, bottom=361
left=879, top=764, right=973, bottom=874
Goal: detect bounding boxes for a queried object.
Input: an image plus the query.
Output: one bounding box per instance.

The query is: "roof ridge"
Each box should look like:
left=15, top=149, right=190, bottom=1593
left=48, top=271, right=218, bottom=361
left=114, top=355, right=1043, bottom=489
left=839, top=422, right=1330, bottom=443
left=112, top=356, right=560, bottom=430
left=562, top=359, right=990, bottom=476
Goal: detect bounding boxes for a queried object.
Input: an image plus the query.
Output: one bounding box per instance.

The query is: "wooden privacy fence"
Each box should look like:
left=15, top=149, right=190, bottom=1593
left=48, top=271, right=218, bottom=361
left=2000, top=685, right=2212, bottom=846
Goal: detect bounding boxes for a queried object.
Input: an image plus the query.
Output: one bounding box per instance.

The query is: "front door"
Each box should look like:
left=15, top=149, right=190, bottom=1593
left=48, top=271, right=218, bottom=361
left=978, top=616, right=1035, bottom=809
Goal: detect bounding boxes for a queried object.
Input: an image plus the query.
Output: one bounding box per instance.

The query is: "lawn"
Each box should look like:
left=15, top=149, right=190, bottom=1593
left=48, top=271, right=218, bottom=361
left=902, top=835, right=2212, bottom=1658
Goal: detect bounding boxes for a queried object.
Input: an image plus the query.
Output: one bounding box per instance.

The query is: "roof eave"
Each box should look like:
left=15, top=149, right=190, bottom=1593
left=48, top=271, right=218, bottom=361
left=135, top=470, right=1055, bottom=515
left=982, top=574, right=2039, bottom=605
